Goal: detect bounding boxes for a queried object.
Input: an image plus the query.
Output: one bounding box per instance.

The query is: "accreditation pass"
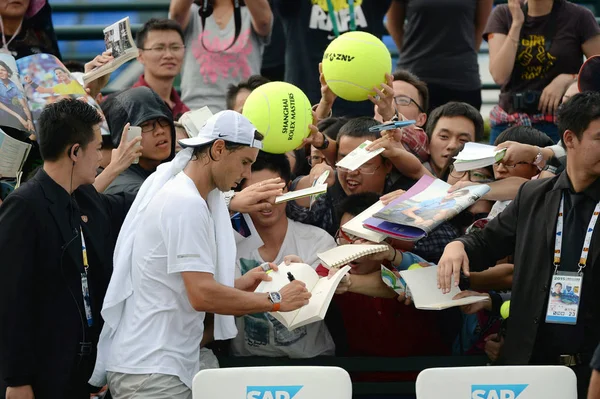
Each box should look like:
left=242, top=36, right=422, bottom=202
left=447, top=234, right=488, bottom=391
left=545, top=272, right=583, bottom=325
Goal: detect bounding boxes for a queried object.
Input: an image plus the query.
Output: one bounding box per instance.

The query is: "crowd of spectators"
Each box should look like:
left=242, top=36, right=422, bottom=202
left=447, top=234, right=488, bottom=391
left=2, top=1, right=600, bottom=398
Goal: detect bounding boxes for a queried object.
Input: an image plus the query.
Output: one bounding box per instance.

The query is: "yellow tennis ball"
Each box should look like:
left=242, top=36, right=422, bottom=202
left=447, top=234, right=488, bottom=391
left=500, top=300, right=511, bottom=319
left=322, top=31, right=392, bottom=102
left=408, top=263, right=423, bottom=271
left=242, top=81, right=312, bottom=154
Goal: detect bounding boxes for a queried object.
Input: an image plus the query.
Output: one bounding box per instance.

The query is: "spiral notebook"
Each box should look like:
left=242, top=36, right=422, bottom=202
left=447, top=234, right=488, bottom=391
left=317, top=244, right=389, bottom=269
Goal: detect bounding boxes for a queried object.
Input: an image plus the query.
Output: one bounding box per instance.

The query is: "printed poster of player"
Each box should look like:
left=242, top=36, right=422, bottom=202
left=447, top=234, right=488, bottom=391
left=16, top=53, right=110, bottom=136
left=0, top=54, right=34, bottom=134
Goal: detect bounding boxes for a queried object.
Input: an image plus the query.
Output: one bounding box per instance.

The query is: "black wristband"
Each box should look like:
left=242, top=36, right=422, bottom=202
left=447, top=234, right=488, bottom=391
left=458, top=272, right=471, bottom=291
left=490, top=291, right=504, bottom=317
left=315, top=133, right=329, bottom=150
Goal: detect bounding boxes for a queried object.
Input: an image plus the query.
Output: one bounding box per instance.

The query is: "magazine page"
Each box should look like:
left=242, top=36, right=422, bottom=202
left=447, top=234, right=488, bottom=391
left=16, top=54, right=110, bottom=136
left=0, top=127, right=31, bottom=178
left=0, top=54, right=34, bottom=135
left=374, top=175, right=490, bottom=234
left=83, top=17, right=138, bottom=85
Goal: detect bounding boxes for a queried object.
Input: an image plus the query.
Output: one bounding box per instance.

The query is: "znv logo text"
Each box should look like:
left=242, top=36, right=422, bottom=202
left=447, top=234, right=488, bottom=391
left=247, top=385, right=303, bottom=399
left=471, top=384, right=529, bottom=399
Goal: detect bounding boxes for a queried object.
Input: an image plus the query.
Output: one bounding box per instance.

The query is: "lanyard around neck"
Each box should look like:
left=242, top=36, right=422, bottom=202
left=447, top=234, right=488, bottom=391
left=325, top=0, right=356, bottom=38
left=553, top=193, right=600, bottom=274
left=0, top=15, right=22, bottom=52
left=80, top=227, right=93, bottom=327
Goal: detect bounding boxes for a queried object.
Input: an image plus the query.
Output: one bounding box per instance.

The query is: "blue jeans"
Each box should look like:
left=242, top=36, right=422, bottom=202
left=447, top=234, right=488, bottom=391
left=489, top=122, right=560, bottom=144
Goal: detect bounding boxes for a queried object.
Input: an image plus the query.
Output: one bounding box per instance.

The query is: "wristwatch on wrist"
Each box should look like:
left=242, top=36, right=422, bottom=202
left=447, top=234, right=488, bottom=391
left=314, top=133, right=330, bottom=150
left=532, top=146, right=545, bottom=169
left=268, top=291, right=282, bottom=312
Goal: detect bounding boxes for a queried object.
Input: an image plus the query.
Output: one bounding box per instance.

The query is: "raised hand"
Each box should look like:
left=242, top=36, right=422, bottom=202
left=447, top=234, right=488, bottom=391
left=368, top=73, right=395, bottom=122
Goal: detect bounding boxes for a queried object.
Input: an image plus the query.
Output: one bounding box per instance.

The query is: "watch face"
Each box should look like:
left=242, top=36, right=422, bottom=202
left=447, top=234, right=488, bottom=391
left=269, top=292, right=282, bottom=304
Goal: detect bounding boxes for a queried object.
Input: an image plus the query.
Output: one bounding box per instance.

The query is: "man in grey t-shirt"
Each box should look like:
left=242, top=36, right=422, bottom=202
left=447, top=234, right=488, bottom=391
left=170, top=0, right=273, bottom=113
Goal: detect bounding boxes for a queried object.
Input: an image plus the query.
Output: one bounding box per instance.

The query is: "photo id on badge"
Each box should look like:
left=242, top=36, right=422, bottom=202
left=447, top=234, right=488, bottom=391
left=545, top=272, right=583, bottom=325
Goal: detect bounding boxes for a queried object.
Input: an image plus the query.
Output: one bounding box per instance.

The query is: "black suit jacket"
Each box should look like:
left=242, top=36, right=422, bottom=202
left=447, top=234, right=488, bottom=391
left=0, top=170, right=132, bottom=398
left=458, top=172, right=600, bottom=364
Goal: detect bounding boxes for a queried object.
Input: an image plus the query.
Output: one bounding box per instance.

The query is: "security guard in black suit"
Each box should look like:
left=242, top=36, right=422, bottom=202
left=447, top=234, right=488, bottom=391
left=0, top=99, right=133, bottom=399
left=438, top=92, right=600, bottom=398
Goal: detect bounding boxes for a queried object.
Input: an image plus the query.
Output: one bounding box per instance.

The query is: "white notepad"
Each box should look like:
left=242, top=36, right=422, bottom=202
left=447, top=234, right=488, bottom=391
left=335, top=140, right=384, bottom=171
left=341, top=200, right=387, bottom=243
left=400, top=265, right=489, bottom=310
left=453, top=142, right=507, bottom=172
left=178, top=107, right=214, bottom=138
left=255, top=263, right=351, bottom=330
left=275, top=184, right=328, bottom=204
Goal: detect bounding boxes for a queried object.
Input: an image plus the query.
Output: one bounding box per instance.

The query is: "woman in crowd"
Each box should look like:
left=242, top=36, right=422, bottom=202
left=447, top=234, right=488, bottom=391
left=0, top=0, right=60, bottom=59
left=484, top=0, right=600, bottom=143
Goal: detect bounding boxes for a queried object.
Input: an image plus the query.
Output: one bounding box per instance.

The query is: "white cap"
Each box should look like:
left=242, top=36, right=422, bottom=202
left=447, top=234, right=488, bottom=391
left=178, top=110, right=263, bottom=150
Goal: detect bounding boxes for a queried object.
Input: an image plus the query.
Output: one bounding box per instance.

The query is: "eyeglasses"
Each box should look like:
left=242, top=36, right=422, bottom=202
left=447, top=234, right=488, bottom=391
left=394, top=95, right=425, bottom=113
left=141, top=118, right=170, bottom=133
left=335, top=229, right=360, bottom=245
left=449, top=165, right=495, bottom=183
left=140, top=44, right=186, bottom=54
left=308, top=155, right=328, bottom=166
left=336, top=164, right=382, bottom=175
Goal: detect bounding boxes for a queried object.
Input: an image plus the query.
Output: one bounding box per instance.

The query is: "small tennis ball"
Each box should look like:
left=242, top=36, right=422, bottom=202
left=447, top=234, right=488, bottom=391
left=242, top=81, right=312, bottom=154
left=322, top=31, right=392, bottom=102
left=500, top=300, right=511, bottom=319
left=408, top=263, right=423, bottom=271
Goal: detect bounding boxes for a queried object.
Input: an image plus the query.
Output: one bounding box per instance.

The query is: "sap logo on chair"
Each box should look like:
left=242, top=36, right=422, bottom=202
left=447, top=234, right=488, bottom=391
left=471, top=384, right=528, bottom=399
left=246, top=385, right=303, bottom=399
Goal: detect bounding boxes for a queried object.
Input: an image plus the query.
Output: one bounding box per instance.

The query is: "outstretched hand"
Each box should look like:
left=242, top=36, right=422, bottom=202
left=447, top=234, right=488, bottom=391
left=229, top=178, right=285, bottom=213
left=437, top=241, right=470, bottom=294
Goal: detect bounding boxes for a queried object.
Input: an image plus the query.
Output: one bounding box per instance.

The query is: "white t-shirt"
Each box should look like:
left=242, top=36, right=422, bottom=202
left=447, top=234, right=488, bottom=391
left=106, top=172, right=218, bottom=388
left=488, top=199, right=511, bottom=220
left=230, top=218, right=336, bottom=358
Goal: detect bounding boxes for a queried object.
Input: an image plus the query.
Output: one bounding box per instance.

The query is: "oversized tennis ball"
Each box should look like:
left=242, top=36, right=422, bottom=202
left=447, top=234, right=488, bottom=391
left=408, top=263, right=423, bottom=271
left=500, top=300, right=511, bottom=319
left=242, top=81, right=312, bottom=154
left=322, top=31, right=392, bottom=102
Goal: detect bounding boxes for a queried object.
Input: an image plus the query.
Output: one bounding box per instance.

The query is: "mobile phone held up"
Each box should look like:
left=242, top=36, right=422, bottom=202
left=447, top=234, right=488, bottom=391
left=126, top=126, right=142, bottom=164
left=368, top=120, right=416, bottom=133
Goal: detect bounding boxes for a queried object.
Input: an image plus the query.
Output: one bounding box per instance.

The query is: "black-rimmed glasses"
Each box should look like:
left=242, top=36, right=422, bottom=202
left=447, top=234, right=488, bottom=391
left=394, top=95, right=426, bottom=113
left=141, top=118, right=170, bottom=133
left=449, top=165, right=495, bottom=183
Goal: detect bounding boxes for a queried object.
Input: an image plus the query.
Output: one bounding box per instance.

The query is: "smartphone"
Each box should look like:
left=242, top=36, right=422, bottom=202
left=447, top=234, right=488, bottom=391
left=126, top=126, right=142, bottom=164
left=368, top=119, right=416, bottom=133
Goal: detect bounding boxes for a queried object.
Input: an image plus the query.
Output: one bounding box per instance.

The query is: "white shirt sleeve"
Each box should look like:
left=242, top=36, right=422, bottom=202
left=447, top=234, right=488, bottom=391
left=160, top=195, right=217, bottom=275
left=549, top=143, right=566, bottom=159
